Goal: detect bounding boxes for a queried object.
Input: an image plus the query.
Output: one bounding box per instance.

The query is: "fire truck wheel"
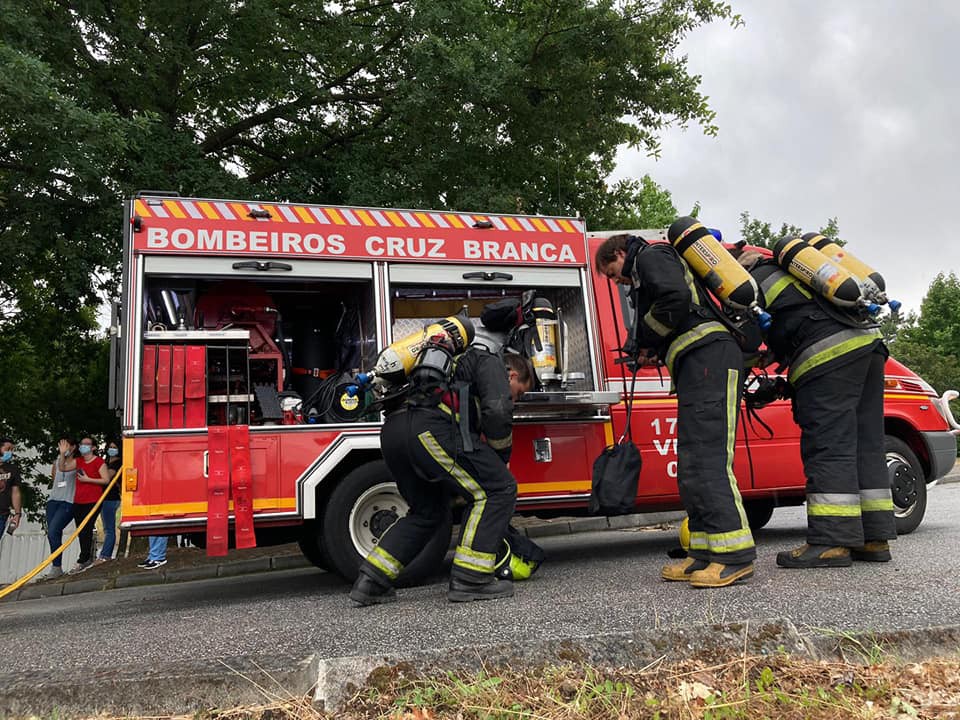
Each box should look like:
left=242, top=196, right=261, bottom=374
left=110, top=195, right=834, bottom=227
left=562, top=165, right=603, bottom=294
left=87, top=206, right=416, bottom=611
left=742, top=499, right=775, bottom=531
left=887, top=435, right=927, bottom=535
left=322, top=460, right=453, bottom=586
left=297, top=521, right=330, bottom=570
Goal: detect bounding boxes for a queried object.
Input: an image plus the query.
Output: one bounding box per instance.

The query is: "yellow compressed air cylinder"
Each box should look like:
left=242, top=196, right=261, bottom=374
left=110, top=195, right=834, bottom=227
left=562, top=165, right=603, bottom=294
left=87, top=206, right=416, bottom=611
left=773, top=237, right=864, bottom=308
left=802, top=232, right=887, bottom=301
left=373, top=312, right=475, bottom=387
left=668, top=216, right=761, bottom=311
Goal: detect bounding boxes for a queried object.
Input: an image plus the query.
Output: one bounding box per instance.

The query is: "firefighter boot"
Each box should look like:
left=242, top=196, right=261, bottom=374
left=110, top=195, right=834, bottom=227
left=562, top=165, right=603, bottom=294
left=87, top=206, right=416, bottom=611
left=689, top=562, right=754, bottom=588
left=851, top=541, right=892, bottom=562
left=776, top=544, right=852, bottom=569
left=448, top=575, right=514, bottom=602
left=349, top=569, right=397, bottom=607
left=661, top=557, right=709, bottom=582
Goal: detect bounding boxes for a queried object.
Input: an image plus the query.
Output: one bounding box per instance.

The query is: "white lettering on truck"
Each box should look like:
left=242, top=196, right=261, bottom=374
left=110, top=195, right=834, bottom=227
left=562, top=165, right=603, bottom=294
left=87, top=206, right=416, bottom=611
left=365, top=236, right=447, bottom=258
left=143, top=228, right=346, bottom=255
left=463, top=240, right=577, bottom=262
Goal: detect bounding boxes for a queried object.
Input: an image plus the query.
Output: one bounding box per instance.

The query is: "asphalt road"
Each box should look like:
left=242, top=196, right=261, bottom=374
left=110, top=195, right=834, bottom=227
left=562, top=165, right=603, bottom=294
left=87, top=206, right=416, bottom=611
left=4, top=483, right=960, bottom=680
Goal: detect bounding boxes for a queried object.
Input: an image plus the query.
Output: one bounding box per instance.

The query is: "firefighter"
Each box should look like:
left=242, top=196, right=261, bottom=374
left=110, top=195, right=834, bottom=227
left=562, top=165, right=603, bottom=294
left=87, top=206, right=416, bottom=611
left=595, top=234, right=756, bottom=588
left=738, top=250, right=896, bottom=567
left=350, top=349, right=536, bottom=605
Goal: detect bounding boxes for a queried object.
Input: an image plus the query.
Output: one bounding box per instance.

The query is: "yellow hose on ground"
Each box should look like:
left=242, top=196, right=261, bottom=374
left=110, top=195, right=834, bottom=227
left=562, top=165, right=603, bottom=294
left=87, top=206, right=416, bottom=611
left=0, top=469, right=121, bottom=600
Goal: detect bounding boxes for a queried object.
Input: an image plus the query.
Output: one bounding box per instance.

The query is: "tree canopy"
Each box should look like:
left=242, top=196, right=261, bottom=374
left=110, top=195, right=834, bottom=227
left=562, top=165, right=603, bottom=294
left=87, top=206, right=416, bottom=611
left=737, top=211, right=841, bottom=249
left=0, top=0, right=738, bottom=494
left=887, top=273, right=960, bottom=410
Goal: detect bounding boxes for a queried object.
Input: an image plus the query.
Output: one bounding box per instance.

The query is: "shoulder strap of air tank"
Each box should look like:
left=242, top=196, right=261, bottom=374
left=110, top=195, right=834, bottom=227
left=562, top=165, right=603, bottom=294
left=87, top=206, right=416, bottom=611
left=809, top=292, right=880, bottom=330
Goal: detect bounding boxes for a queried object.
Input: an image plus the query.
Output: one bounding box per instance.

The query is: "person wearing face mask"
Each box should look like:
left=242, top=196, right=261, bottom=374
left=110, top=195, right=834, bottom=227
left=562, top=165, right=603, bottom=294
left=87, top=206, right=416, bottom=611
left=93, top=439, right=123, bottom=565
left=46, top=437, right=78, bottom=578
left=0, top=438, right=23, bottom=538
left=70, top=436, right=110, bottom=574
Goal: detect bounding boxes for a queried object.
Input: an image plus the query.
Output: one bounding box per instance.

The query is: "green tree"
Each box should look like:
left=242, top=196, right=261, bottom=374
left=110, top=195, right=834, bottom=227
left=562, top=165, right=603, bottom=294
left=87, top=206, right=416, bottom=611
left=1, top=0, right=739, bottom=504
left=587, top=174, right=683, bottom=230
left=889, top=273, right=960, bottom=403
left=738, top=212, right=840, bottom=249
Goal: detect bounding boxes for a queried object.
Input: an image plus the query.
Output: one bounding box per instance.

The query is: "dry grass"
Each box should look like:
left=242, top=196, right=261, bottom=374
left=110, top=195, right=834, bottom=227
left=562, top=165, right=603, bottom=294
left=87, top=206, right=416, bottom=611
left=62, top=654, right=960, bottom=720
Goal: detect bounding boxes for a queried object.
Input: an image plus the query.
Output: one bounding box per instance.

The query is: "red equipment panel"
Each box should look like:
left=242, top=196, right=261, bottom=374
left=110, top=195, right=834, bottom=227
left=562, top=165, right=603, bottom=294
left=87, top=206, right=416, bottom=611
left=155, top=344, right=171, bottom=428
left=206, top=426, right=230, bottom=557
left=229, top=425, right=256, bottom=549
left=184, top=345, right=206, bottom=427
left=141, top=344, right=157, bottom=430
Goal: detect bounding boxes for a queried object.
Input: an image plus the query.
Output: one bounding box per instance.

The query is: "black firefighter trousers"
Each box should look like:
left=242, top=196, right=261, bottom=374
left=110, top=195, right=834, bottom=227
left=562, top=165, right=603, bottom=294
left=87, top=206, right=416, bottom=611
left=359, top=407, right=517, bottom=586
left=675, top=336, right=757, bottom=566
left=793, top=349, right=896, bottom=547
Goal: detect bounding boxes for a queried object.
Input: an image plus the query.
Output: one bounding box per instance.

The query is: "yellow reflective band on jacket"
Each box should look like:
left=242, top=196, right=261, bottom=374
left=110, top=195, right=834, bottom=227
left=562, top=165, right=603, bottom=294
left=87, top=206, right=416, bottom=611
left=688, top=527, right=756, bottom=553
left=807, top=492, right=862, bottom=517
left=789, top=328, right=883, bottom=384
left=437, top=403, right=460, bottom=422
left=761, top=273, right=812, bottom=307
left=643, top=308, right=673, bottom=338
left=487, top=433, right=512, bottom=451
left=860, top=488, right=895, bottom=512
left=418, top=430, right=486, bottom=549
left=454, top=545, right=496, bottom=573
left=368, top=545, right=402, bottom=580
left=664, top=321, right=727, bottom=375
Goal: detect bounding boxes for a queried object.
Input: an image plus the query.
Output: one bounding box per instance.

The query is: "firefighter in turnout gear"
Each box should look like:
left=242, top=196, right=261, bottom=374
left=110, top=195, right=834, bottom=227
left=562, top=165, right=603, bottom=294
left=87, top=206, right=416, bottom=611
left=595, top=233, right=756, bottom=588
left=350, top=347, right=535, bottom=605
left=738, top=250, right=896, bottom=568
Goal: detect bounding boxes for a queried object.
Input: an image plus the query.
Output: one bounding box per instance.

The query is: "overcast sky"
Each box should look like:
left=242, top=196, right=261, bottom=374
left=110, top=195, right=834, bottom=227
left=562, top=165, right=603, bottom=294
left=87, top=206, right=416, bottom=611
left=612, top=0, right=957, bottom=315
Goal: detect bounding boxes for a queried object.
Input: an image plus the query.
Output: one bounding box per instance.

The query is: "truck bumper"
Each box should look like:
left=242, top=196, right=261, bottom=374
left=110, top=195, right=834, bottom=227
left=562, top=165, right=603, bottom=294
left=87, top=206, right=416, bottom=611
left=920, top=430, right=958, bottom=483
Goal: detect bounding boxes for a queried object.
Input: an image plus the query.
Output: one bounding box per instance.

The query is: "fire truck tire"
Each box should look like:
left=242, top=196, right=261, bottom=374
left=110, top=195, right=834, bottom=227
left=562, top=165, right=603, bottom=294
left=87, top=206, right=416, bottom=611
left=887, top=435, right=927, bottom=535
left=321, top=460, right=453, bottom=586
left=297, top=521, right=330, bottom=570
left=743, top=499, right=775, bottom=530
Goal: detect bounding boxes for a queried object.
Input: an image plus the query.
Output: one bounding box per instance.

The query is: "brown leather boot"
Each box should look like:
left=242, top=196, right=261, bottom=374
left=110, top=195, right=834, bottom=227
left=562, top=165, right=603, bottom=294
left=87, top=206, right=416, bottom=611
left=776, top=544, right=851, bottom=568
left=851, top=540, right=892, bottom=562
left=689, top=562, right=754, bottom=588
left=661, top=557, right=709, bottom=582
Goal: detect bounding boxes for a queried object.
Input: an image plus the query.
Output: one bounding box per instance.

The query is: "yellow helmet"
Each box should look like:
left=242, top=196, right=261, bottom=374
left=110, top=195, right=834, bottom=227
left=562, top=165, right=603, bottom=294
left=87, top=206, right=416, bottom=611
left=679, top=516, right=690, bottom=551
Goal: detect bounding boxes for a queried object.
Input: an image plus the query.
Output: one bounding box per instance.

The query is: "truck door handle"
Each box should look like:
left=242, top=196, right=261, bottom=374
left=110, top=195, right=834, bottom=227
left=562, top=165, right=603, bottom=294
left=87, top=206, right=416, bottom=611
left=231, top=260, right=293, bottom=272
left=462, top=271, right=513, bottom=281
left=203, top=450, right=209, bottom=478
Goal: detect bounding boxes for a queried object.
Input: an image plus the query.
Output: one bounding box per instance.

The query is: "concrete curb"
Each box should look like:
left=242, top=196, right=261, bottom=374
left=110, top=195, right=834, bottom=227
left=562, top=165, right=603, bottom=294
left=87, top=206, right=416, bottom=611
left=0, top=511, right=684, bottom=603
left=6, top=618, right=960, bottom=717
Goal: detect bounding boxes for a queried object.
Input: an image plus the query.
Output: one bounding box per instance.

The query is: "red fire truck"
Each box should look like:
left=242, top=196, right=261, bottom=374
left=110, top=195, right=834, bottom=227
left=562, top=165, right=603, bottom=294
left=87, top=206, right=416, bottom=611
left=110, top=192, right=959, bottom=583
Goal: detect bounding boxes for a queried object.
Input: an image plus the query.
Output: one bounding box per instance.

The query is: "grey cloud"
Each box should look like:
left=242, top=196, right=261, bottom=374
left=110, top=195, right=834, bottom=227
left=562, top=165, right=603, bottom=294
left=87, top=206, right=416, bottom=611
left=613, top=0, right=960, bottom=313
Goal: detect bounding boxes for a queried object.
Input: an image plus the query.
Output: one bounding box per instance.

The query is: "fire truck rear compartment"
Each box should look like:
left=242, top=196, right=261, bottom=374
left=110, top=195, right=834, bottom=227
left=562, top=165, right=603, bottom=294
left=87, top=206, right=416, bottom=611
left=140, top=276, right=377, bottom=428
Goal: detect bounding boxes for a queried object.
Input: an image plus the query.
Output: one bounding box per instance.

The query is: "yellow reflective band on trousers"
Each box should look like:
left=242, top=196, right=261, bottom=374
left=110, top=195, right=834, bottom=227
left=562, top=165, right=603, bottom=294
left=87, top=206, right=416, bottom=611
left=368, top=545, right=402, bottom=580
left=861, top=488, right=895, bottom=512
left=664, top=321, right=728, bottom=375
left=687, top=368, right=754, bottom=556
left=807, top=492, right=862, bottom=517
left=688, top=527, right=756, bottom=553
left=454, top=545, right=496, bottom=573
left=417, top=430, right=488, bottom=568
left=789, top=328, right=883, bottom=384
left=725, top=368, right=752, bottom=534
